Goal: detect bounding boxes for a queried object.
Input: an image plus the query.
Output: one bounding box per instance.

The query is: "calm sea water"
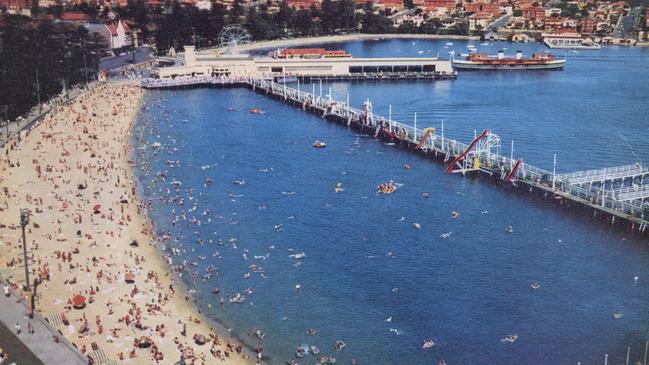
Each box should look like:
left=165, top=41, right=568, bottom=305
left=132, top=39, right=649, bottom=365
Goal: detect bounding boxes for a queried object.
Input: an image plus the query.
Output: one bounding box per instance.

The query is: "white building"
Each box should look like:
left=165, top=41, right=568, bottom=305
left=86, top=20, right=133, bottom=54
left=152, top=46, right=455, bottom=79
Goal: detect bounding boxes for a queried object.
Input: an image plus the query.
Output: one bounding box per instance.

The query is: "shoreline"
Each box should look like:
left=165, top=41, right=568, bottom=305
left=221, top=33, right=480, bottom=53
left=127, top=110, right=271, bottom=364
left=0, top=81, right=254, bottom=365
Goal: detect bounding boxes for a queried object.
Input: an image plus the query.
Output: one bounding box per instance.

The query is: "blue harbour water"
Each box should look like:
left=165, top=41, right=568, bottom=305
left=132, top=39, right=649, bottom=364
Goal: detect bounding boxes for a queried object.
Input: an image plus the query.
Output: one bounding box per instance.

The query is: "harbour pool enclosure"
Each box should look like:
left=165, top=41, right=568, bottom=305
left=151, top=46, right=456, bottom=80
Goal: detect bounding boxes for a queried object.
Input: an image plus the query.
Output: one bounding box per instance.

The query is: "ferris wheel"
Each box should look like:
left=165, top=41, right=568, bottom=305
left=219, top=25, right=252, bottom=50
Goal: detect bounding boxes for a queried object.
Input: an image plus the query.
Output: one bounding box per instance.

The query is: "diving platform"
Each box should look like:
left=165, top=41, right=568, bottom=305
left=558, top=164, right=648, bottom=186
left=612, top=185, right=649, bottom=203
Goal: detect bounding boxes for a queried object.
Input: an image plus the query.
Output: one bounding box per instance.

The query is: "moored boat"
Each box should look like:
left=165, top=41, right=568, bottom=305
left=312, top=140, right=327, bottom=148
left=452, top=50, right=566, bottom=71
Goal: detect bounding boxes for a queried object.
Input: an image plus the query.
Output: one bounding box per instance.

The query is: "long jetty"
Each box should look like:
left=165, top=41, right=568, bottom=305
left=140, top=76, right=649, bottom=235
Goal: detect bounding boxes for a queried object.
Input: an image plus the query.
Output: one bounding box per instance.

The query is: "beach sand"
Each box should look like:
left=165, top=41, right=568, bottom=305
left=0, top=82, right=253, bottom=365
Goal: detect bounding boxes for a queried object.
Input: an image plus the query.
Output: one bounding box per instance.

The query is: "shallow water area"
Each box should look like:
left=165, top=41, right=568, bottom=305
left=132, top=38, right=649, bottom=365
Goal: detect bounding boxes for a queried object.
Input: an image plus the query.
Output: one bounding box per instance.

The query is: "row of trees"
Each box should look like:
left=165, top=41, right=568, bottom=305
left=0, top=15, right=104, bottom=119
left=115, top=0, right=432, bottom=54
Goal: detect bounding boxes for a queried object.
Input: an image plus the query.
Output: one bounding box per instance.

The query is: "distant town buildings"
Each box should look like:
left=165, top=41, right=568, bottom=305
left=1, top=0, right=646, bottom=45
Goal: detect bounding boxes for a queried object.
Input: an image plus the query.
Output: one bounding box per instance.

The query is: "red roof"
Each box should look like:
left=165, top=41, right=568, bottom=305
left=60, top=12, right=91, bottom=21
left=470, top=11, right=493, bottom=19
left=106, top=21, right=131, bottom=36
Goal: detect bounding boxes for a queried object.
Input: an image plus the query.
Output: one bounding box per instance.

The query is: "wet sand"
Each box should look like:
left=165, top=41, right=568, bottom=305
left=0, top=82, right=253, bottom=365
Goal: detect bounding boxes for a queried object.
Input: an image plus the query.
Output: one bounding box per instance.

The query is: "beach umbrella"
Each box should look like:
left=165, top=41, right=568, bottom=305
left=72, top=294, right=86, bottom=309
left=125, top=273, right=135, bottom=284
left=194, top=334, right=207, bottom=345
left=136, top=336, right=153, bottom=348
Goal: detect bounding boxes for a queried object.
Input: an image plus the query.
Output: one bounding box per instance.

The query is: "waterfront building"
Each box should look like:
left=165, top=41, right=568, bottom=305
left=542, top=31, right=601, bottom=49
left=468, top=12, right=493, bottom=31
left=151, top=46, right=455, bottom=79
left=84, top=20, right=133, bottom=53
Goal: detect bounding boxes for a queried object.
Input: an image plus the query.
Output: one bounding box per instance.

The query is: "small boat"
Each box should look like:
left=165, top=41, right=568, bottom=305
left=229, top=293, right=246, bottom=304
left=249, top=108, right=265, bottom=115
left=530, top=282, right=541, bottom=290
left=320, top=355, right=337, bottom=364
left=451, top=211, right=461, bottom=218
left=377, top=180, right=397, bottom=194
left=613, top=311, right=624, bottom=319
left=295, top=344, right=308, bottom=358
left=446, top=42, right=453, bottom=46
left=335, top=340, right=346, bottom=350
left=334, top=182, right=344, bottom=193
left=501, top=334, right=518, bottom=343
left=312, top=140, right=327, bottom=148
left=422, top=339, right=435, bottom=349
left=505, top=225, right=513, bottom=233
left=440, top=232, right=451, bottom=239
left=310, top=345, right=320, bottom=354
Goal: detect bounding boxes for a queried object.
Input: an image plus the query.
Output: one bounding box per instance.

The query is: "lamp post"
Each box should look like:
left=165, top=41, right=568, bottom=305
left=1, top=105, right=8, bottom=138
left=20, top=209, right=30, bottom=292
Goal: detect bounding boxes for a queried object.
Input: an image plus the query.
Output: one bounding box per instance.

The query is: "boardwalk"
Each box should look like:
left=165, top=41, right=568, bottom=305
left=0, top=280, right=87, bottom=365
left=141, top=76, right=649, bottom=234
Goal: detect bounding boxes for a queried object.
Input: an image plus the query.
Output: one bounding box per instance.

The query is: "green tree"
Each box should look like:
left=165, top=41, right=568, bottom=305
left=420, top=17, right=442, bottom=34
left=0, top=16, right=104, bottom=119
left=245, top=5, right=279, bottom=40
left=361, top=2, right=393, bottom=33
left=275, top=0, right=294, bottom=36
left=337, top=0, right=357, bottom=31
left=230, top=0, right=244, bottom=21
left=291, top=7, right=317, bottom=35
left=207, top=2, right=226, bottom=45
left=319, top=0, right=339, bottom=33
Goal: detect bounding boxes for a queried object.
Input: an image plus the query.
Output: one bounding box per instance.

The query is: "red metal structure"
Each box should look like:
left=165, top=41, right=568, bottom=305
left=445, top=130, right=489, bottom=173
left=504, top=159, right=523, bottom=182
left=415, top=128, right=435, bottom=150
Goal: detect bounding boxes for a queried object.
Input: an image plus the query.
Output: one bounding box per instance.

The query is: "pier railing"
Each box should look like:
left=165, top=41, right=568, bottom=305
left=249, top=77, right=649, bottom=225
left=140, top=76, right=649, bottom=228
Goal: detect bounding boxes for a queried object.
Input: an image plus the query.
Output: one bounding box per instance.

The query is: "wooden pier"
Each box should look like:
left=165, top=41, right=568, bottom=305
left=140, top=76, right=649, bottom=236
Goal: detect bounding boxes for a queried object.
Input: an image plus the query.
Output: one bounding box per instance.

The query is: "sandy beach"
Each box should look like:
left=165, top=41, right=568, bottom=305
left=0, top=81, right=253, bottom=365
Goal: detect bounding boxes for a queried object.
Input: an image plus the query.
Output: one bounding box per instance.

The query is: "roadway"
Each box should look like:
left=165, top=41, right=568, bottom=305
left=487, top=14, right=511, bottom=32
left=612, top=6, right=641, bottom=38
left=98, top=47, right=154, bottom=71
left=0, top=318, right=43, bottom=365
left=0, top=284, right=87, bottom=365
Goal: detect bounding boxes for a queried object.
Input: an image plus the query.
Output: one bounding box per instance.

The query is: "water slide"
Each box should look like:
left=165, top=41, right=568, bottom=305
left=445, top=130, right=489, bottom=173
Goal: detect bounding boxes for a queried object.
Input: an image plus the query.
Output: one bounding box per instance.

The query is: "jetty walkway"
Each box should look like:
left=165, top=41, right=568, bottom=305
left=141, top=76, right=649, bottom=235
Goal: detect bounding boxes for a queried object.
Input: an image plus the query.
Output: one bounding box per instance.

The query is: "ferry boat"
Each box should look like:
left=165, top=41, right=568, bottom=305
left=452, top=50, right=566, bottom=71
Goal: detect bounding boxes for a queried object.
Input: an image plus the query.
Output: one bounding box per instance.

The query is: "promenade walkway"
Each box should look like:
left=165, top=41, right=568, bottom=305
left=0, top=283, right=87, bottom=365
